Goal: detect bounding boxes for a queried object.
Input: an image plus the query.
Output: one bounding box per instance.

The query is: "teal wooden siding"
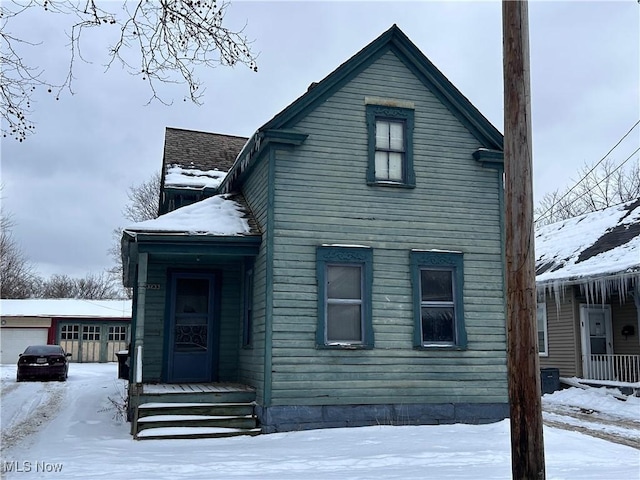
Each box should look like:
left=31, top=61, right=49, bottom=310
left=238, top=154, right=270, bottom=403
left=268, top=50, right=506, bottom=406
left=140, top=259, right=243, bottom=383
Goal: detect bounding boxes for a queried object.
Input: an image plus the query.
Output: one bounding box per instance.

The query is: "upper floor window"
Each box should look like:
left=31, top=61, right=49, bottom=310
left=366, top=104, right=415, bottom=188
left=411, top=250, right=466, bottom=349
left=537, top=303, right=548, bottom=356
left=316, top=246, right=374, bottom=348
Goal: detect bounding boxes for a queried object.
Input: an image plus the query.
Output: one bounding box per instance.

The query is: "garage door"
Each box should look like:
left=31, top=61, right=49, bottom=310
left=59, top=323, right=129, bottom=363
left=0, top=328, right=49, bottom=364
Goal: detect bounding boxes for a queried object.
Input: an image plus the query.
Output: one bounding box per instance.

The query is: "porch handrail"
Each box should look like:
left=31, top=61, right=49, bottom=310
left=583, top=354, right=640, bottom=383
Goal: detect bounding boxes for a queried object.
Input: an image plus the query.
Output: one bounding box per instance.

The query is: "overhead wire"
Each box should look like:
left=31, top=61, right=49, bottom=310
left=535, top=119, right=640, bottom=224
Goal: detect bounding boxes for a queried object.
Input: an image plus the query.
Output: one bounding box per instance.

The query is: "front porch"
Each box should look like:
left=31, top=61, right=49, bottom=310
left=582, top=354, right=640, bottom=383
left=129, top=382, right=260, bottom=440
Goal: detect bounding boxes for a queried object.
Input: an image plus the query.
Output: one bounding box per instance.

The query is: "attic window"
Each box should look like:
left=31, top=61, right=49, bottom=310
left=366, top=104, right=415, bottom=188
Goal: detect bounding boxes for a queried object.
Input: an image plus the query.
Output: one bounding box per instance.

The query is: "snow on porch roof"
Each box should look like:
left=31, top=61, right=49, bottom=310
left=0, top=299, right=132, bottom=318
left=123, top=193, right=258, bottom=236
left=535, top=198, right=640, bottom=286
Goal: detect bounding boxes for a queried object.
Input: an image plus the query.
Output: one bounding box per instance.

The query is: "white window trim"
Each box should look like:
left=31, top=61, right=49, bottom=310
left=537, top=302, right=549, bottom=357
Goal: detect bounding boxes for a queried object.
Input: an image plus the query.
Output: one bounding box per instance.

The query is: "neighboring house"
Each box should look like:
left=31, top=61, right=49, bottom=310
left=535, top=198, right=640, bottom=384
left=0, top=299, right=132, bottom=363
left=121, top=25, right=507, bottom=438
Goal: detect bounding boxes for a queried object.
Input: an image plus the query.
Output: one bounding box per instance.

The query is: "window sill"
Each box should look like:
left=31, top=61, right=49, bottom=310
left=316, top=343, right=373, bottom=350
left=414, top=344, right=466, bottom=351
left=367, top=181, right=415, bottom=189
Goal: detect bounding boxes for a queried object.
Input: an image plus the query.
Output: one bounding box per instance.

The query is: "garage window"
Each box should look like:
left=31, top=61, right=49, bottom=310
left=108, top=325, right=127, bottom=341
left=82, top=325, right=100, bottom=341
left=61, top=324, right=80, bottom=340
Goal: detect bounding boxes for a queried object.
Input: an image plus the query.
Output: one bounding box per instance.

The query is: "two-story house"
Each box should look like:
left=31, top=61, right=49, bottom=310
left=121, top=25, right=507, bottom=439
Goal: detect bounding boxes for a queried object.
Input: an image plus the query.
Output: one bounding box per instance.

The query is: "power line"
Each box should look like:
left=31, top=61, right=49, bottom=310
left=536, top=145, right=640, bottom=224
left=535, top=119, right=640, bottom=222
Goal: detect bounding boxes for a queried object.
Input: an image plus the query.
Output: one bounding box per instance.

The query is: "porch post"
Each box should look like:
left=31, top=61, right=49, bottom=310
left=635, top=283, right=640, bottom=347
left=134, top=252, right=148, bottom=384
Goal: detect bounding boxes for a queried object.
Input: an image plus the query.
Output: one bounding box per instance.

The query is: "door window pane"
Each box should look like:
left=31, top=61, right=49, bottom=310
left=590, top=337, right=607, bottom=355
left=589, top=313, right=605, bottom=336
left=176, top=278, right=209, bottom=314
left=175, top=325, right=207, bottom=352
left=174, top=277, right=210, bottom=352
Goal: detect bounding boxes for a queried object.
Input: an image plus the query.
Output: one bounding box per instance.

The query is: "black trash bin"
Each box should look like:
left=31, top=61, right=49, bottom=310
left=540, top=367, right=560, bottom=395
left=115, top=350, right=130, bottom=380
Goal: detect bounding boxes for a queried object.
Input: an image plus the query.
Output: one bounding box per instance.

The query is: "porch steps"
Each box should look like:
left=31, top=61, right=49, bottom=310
left=132, top=384, right=260, bottom=440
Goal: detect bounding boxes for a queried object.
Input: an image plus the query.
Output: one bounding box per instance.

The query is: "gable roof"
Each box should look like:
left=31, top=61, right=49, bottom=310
left=220, top=24, right=503, bottom=194
left=265, top=24, right=503, bottom=147
left=535, top=198, right=640, bottom=287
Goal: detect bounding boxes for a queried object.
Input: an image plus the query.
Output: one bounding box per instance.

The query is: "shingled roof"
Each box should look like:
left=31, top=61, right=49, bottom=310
left=161, top=127, right=248, bottom=188
left=535, top=198, right=640, bottom=288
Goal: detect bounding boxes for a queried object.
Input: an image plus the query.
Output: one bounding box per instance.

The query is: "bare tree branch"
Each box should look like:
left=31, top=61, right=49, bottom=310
left=123, top=171, right=161, bottom=223
left=0, top=206, right=38, bottom=298
left=1, top=0, right=257, bottom=140
left=534, top=157, right=640, bottom=226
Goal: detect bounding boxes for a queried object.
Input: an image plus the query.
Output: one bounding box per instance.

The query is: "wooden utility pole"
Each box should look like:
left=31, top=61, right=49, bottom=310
left=502, top=1, right=546, bottom=479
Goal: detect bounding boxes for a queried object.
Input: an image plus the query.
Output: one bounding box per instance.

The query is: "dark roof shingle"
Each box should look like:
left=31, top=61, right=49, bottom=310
left=162, top=127, right=248, bottom=175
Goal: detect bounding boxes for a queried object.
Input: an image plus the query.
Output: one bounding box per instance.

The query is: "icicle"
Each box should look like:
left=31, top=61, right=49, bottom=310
left=577, top=273, right=640, bottom=305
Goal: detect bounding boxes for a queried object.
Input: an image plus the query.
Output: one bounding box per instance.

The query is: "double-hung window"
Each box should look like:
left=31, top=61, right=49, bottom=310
left=411, top=250, right=466, bottom=349
left=366, top=103, right=415, bottom=187
left=316, top=246, right=373, bottom=348
left=537, top=303, right=548, bottom=356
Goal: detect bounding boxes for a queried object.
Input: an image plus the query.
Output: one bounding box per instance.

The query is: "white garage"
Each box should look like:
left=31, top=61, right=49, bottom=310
left=0, top=325, right=50, bottom=363
left=1, top=299, right=132, bottom=364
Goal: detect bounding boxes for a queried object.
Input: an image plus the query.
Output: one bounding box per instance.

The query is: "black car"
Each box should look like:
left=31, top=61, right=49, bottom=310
left=17, top=345, right=71, bottom=382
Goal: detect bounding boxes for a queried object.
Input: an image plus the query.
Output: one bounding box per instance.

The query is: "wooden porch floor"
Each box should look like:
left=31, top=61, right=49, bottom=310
left=142, top=383, right=255, bottom=395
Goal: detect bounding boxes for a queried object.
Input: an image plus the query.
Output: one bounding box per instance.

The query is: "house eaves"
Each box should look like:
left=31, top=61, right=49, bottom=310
left=535, top=198, right=640, bottom=296
left=219, top=24, right=503, bottom=194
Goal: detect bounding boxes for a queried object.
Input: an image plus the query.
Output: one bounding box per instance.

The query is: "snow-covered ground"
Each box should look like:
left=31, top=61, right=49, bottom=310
left=1, top=363, right=638, bottom=479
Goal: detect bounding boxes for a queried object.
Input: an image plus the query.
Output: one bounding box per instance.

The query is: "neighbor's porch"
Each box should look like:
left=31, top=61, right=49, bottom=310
left=581, top=354, right=640, bottom=383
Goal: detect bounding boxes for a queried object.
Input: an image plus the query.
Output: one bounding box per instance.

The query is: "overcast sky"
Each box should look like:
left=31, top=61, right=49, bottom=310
left=1, top=1, right=638, bottom=280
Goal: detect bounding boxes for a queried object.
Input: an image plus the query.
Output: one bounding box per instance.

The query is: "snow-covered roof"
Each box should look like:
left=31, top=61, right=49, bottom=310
left=535, top=198, right=640, bottom=287
left=0, top=299, right=132, bottom=318
left=124, top=194, right=255, bottom=236
left=164, top=164, right=227, bottom=190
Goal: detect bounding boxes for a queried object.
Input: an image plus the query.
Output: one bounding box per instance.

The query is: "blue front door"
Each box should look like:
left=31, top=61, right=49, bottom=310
left=167, top=273, right=217, bottom=383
